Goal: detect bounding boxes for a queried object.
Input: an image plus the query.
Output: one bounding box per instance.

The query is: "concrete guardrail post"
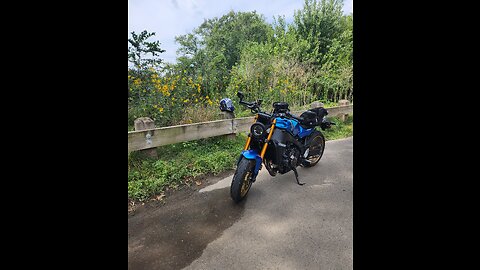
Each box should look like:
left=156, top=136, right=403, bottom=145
left=337, top=100, right=351, bottom=121
left=218, top=111, right=236, bottom=140
left=134, top=117, right=158, bottom=158
left=310, top=101, right=324, bottom=109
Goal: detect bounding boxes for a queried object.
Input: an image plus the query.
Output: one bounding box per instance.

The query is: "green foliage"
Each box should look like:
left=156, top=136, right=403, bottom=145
left=323, top=114, right=353, bottom=140
left=128, top=2, right=353, bottom=128
left=175, top=11, right=273, bottom=96
left=128, top=30, right=165, bottom=70
left=226, top=39, right=317, bottom=112
left=128, top=134, right=247, bottom=201
left=127, top=1, right=354, bottom=205
left=272, top=16, right=311, bottom=62
left=293, top=0, right=344, bottom=65
left=128, top=67, right=220, bottom=127
left=316, top=13, right=353, bottom=102
left=128, top=30, right=167, bottom=111
left=128, top=115, right=353, bottom=202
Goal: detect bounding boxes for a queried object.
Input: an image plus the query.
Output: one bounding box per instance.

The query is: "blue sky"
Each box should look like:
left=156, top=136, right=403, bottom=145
left=128, top=0, right=353, bottom=64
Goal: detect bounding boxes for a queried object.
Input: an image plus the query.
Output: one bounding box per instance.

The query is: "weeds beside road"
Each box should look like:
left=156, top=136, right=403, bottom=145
left=128, top=114, right=353, bottom=204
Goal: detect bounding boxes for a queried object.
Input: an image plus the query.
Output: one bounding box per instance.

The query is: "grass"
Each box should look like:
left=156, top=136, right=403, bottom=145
left=128, top=114, right=353, bottom=203
left=128, top=134, right=247, bottom=202
left=323, top=114, right=353, bottom=141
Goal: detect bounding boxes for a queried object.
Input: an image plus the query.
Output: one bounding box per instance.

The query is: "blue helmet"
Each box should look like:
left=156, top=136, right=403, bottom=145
left=219, top=98, right=235, bottom=112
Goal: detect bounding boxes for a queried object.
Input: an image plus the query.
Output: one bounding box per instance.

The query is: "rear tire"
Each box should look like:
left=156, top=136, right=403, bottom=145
left=230, top=157, right=255, bottom=203
left=302, top=131, right=325, bottom=167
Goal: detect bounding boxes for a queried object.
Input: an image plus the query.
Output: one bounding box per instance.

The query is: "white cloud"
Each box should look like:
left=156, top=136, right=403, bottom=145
left=343, top=0, right=353, bottom=15
left=128, top=0, right=353, bottom=64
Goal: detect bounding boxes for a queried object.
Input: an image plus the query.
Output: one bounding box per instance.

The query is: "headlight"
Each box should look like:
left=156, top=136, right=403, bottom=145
left=250, top=122, right=266, bottom=139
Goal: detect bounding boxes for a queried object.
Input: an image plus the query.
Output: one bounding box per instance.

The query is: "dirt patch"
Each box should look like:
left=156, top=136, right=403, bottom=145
left=128, top=171, right=245, bottom=270
left=128, top=169, right=235, bottom=213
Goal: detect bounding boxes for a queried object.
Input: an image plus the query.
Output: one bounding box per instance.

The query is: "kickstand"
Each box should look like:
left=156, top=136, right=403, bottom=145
left=291, top=167, right=305, bottom=185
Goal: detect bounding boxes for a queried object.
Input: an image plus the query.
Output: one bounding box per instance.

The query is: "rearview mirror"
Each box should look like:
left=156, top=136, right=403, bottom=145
left=237, top=91, right=244, bottom=101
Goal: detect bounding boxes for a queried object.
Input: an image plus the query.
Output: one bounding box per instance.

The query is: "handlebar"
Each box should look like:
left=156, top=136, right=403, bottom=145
left=239, top=99, right=262, bottom=113
left=238, top=96, right=308, bottom=124
left=239, top=100, right=304, bottom=122
left=239, top=100, right=255, bottom=107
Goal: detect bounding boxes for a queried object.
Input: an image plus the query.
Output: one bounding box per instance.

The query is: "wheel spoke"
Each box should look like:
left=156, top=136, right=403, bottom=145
left=240, top=172, right=251, bottom=197
left=305, top=136, right=324, bottom=164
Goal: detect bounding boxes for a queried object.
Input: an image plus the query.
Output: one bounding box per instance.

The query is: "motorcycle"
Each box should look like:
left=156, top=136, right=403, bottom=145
left=229, top=92, right=335, bottom=203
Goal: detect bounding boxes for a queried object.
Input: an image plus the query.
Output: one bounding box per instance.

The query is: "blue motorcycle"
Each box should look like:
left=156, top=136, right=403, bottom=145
left=228, top=92, right=335, bottom=203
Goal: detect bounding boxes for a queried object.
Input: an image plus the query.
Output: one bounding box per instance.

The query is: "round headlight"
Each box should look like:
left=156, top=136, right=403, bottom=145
left=250, top=122, right=266, bottom=139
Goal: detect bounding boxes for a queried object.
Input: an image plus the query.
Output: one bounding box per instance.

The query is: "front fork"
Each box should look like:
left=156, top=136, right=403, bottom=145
left=240, top=118, right=277, bottom=181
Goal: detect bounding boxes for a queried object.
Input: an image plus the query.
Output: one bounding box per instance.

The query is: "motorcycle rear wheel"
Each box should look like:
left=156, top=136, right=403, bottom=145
left=302, top=132, right=325, bottom=167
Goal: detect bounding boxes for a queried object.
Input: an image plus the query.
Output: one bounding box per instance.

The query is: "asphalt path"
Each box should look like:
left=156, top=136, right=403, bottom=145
left=128, top=136, right=353, bottom=269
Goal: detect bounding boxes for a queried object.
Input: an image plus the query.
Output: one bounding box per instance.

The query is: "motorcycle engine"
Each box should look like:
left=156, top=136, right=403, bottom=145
left=280, top=145, right=301, bottom=173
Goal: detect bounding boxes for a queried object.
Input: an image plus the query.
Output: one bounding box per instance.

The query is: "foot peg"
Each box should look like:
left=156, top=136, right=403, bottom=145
left=292, top=167, right=305, bottom=185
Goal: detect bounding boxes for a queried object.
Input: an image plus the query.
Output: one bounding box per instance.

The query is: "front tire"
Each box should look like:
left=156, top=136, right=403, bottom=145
left=230, top=157, right=255, bottom=203
left=302, top=131, right=325, bottom=167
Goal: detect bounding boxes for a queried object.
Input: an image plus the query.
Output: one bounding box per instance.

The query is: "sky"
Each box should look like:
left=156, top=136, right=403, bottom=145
left=128, top=0, right=353, bottom=64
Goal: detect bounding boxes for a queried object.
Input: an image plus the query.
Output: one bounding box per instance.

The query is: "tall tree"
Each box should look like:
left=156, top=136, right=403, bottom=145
left=128, top=30, right=165, bottom=70
left=175, top=11, right=273, bottom=96
left=293, top=0, right=344, bottom=66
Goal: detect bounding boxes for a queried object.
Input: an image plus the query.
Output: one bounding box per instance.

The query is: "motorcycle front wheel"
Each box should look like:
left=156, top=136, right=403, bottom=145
left=230, top=157, right=255, bottom=203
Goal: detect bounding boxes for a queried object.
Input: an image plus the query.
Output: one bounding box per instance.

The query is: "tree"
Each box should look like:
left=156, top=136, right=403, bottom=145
left=227, top=41, right=315, bottom=108
left=175, top=11, right=273, bottom=96
left=293, top=0, right=344, bottom=66
left=128, top=30, right=166, bottom=104
left=128, top=30, right=165, bottom=70
left=317, top=14, right=353, bottom=102
left=271, top=15, right=310, bottom=62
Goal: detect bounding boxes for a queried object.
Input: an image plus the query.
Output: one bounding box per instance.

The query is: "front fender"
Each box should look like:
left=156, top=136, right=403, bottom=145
left=239, top=150, right=263, bottom=179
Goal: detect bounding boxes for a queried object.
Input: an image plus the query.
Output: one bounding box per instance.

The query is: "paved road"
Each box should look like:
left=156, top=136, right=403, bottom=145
left=128, top=137, right=353, bottom=269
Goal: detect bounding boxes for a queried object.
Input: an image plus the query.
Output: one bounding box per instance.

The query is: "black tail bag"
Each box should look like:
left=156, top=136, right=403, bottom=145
left=300, top=107, right=328, bottom=127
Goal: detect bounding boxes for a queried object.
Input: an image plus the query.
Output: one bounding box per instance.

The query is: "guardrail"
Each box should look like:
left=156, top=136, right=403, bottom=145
left=128, top=105, right=353, bottom=154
